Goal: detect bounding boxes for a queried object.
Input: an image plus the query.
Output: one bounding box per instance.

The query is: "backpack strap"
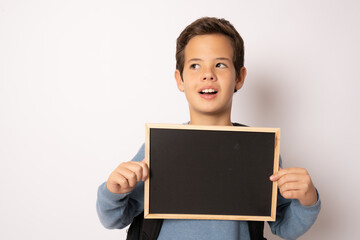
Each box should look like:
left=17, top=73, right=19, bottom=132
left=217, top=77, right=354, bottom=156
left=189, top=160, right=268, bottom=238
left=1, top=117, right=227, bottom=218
left=248, top=221, right=267, bottom=240
left=126, top=211, right=163, bottom=240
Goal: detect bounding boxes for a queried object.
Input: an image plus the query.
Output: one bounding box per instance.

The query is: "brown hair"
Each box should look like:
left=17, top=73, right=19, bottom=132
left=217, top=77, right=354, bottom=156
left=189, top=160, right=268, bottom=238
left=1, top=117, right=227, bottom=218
left=176, top=17, right=244, bottom=79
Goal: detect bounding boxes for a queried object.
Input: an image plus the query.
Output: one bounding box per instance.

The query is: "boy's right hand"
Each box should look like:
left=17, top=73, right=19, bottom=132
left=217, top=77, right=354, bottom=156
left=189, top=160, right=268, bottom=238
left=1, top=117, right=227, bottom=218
left=106, top=159, right=149, bottom=194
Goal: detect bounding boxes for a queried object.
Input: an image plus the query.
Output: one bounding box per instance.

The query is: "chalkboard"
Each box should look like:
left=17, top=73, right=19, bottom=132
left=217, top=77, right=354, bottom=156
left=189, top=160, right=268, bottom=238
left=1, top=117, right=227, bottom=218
left=144, top=124, right=280, bottom=221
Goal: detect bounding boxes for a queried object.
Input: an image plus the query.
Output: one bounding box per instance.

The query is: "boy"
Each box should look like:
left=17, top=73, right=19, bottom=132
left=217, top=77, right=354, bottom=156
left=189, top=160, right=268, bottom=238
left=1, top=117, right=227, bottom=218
left=96, top=17, right=321, bottom=239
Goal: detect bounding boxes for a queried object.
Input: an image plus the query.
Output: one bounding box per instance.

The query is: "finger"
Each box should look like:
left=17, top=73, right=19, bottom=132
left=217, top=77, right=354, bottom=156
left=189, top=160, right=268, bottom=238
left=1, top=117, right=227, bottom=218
left=279, top=182, right=306, bottom=195
left=277, top=173, right=303, bottom=188
left=270, top=168, right=308, bottom=181
left=279, top=174, right=312, bottom=188
left=107, top=172, right=130, bottom=193
left=129, top=161, right=149, bottom=181
left=122, top=162, right=144, bottom=182
left=141, top=161, right=149, bottom=181
left=270, top=168, right=286, bottom=181
left=118, top=167, right=138, bottom=188
left=281, top=189, right=303, bottom=200
left=133, top=160, right=149, bottom=181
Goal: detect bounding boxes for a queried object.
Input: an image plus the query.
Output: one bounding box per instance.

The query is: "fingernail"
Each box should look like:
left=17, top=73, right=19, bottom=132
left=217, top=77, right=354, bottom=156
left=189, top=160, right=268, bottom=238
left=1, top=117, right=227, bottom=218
left=270, top=175, right=274, bottom=181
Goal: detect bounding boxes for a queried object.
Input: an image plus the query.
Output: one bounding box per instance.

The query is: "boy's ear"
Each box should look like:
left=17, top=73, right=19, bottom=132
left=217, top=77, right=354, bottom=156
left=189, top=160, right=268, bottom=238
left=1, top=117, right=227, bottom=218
left=175, top=69, right=185, bottom=92
left=235, top=67, right=247, bottom=91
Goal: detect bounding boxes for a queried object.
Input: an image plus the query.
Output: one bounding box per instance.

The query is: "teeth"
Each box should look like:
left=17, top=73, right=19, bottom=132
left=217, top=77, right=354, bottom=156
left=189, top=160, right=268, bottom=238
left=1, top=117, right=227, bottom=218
left=201, top=89, right=216, bottom=93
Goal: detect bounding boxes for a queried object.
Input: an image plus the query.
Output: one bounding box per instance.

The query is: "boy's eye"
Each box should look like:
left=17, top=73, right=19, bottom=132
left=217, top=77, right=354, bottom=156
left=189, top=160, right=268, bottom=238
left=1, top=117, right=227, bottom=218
left=190, top=64, right=200, bottom=69
left=216, top=63, right=227, bottom=68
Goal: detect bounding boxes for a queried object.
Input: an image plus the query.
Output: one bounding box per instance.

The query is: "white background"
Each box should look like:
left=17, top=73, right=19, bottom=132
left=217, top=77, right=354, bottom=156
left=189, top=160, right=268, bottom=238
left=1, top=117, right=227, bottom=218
left=1, top=0, right=359, bottom=239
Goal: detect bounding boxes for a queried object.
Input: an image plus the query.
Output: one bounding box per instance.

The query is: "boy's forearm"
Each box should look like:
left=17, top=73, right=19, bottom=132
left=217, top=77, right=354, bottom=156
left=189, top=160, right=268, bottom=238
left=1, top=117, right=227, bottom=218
left=269, top=191, right=321, bottom=239
left=96, top=182, right=133, bottom=229
left=96, top=144, right=146, bottom=229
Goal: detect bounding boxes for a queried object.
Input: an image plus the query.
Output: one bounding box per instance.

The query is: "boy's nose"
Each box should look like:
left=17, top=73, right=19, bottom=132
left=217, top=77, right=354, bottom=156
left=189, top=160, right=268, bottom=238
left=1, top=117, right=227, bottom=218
left=202, top=70, right=217, bottom=81
left=202, top=75, right=215, bottom=81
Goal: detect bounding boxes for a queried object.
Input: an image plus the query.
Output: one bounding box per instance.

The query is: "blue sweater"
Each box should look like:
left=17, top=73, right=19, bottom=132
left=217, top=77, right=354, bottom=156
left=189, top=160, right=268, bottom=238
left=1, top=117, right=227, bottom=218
left=96, top=144, right=321, bottom=240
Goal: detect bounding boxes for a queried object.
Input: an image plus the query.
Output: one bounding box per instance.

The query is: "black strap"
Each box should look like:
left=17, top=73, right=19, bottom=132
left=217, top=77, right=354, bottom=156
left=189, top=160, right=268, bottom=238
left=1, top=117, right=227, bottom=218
left=126, top=212, right=163, bottom=240
left=248, top=221, right=267, bottom=240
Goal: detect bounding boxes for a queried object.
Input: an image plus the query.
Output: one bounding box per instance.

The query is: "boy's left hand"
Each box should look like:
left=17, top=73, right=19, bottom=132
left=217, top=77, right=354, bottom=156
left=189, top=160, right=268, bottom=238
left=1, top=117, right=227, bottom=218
left=270, top=168, right=318, bottom=206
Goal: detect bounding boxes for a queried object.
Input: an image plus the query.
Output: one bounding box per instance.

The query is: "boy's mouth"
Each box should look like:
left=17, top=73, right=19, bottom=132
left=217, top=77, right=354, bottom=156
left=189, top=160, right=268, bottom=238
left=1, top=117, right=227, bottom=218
left=199, top=88, right=218, bottom=95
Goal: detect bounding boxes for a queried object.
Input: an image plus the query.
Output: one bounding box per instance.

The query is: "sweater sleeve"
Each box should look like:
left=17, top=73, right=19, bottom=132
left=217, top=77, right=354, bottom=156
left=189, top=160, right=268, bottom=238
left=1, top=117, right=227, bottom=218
left=268, top=156, right=321, bottom=239
left=96, top=144, right=145, bottom=229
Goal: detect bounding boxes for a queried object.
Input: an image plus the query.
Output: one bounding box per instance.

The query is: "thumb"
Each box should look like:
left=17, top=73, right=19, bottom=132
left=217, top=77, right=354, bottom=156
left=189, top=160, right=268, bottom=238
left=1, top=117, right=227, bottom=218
left=270, top=167, right=282, bottom=181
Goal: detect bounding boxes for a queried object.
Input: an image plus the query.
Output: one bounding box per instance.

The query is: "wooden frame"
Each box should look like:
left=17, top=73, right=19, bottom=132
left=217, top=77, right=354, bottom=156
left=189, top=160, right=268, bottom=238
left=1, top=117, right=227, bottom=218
left=144, top=123, right=280, bottom=221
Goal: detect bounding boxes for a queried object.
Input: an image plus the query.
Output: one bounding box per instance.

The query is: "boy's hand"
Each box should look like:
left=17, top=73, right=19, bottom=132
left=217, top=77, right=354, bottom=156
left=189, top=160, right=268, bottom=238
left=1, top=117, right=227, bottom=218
left=106, top=159, right=149, bottom=194
left=270, top=167, right=318, bottom=206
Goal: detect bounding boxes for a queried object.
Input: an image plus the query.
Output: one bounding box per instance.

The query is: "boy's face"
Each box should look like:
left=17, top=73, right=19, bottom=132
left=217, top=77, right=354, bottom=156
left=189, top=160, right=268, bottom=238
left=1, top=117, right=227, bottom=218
left=175, top=34, right=246, bottom=120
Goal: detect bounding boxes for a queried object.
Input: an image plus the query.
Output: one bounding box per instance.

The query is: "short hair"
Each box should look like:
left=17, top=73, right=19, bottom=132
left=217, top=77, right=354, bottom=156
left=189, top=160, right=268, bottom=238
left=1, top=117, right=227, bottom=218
left=176, top=17, right=244, bottom=79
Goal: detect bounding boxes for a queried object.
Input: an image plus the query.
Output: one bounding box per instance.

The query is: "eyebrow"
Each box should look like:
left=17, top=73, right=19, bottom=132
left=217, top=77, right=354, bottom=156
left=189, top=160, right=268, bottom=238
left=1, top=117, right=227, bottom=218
left=215, top=57, right=231, bottom=61
left=187, top=57, right=231, bottom=63
left=187, top=58, right=203, bottom=63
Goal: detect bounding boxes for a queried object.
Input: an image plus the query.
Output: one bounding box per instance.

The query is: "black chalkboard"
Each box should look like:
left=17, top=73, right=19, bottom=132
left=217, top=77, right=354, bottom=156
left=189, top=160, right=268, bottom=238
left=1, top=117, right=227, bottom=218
left=144, top=124, right=280, bottom=221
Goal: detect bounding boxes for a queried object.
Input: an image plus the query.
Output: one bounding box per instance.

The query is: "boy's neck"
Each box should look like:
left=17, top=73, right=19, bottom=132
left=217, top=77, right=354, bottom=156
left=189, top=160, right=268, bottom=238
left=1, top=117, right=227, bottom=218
left=189, top=113, right=233, bottom=126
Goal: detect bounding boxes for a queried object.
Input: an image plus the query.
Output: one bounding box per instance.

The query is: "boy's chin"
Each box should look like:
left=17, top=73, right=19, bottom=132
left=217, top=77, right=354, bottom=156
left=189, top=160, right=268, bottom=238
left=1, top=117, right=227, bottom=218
left=190, top=107, right=231, bottom=117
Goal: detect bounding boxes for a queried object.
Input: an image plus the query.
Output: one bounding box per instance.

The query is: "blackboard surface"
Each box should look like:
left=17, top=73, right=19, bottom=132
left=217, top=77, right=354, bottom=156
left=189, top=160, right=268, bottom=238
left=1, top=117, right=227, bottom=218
left=144, top=124, right=280, bottom=221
